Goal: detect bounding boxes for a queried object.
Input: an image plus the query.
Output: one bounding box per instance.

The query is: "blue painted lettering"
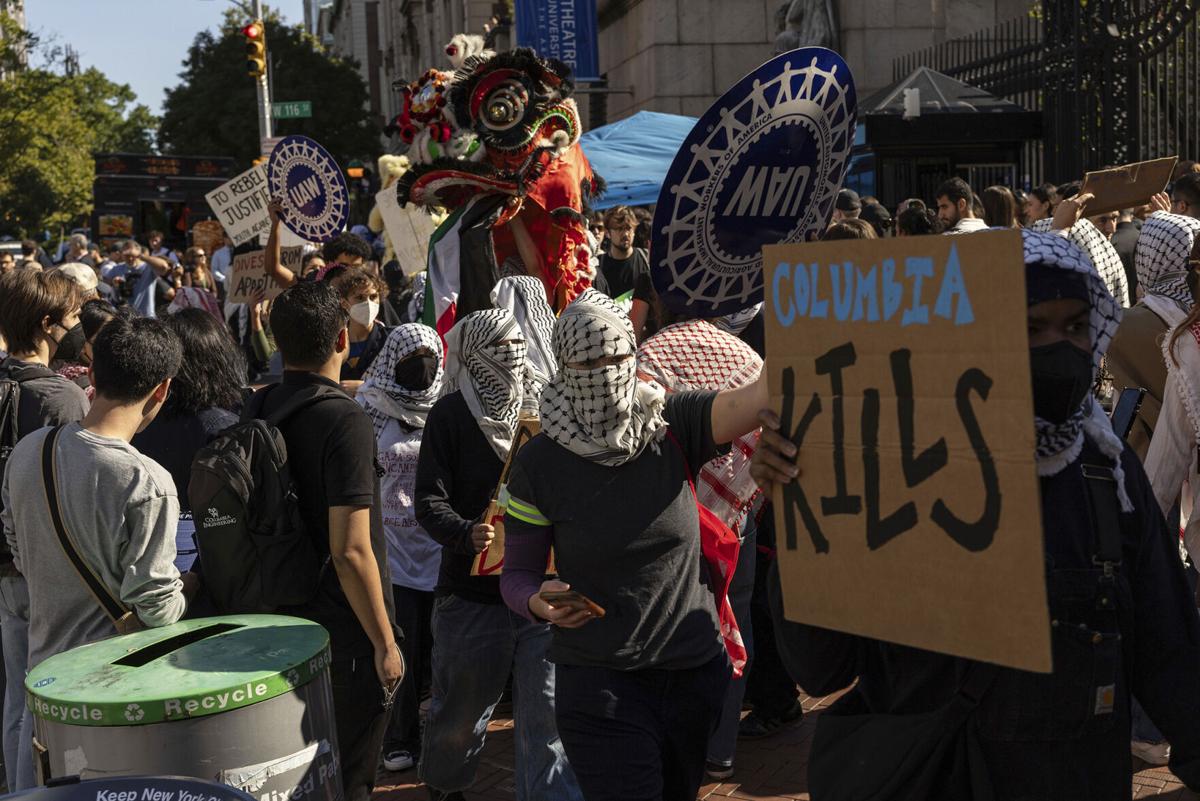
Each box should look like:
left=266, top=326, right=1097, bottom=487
left=933, top=245, right=975, bottom=324
left=901, top=257, right=933, bottom=326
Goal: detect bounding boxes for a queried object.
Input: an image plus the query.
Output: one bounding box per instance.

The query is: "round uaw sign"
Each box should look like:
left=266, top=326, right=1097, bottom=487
left=651, top=47, right=856, bottom=316
left=268, top=135, right=350, bottom=243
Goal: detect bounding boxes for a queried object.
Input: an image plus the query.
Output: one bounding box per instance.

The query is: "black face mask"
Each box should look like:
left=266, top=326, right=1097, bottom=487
left=394, top=353, right=438, bottom=392
left=53, top=322, right=85, bottom=363
left=1030, top=340, right=1093, bottom=424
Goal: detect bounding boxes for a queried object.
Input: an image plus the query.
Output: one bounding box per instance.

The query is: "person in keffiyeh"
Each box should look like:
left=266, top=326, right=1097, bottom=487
left=412, top=309, right=579, bottom=801
left=355, top=323, right=444, bottom=773
left=491, top=275, right=557, bottom=415
left=750, top=227, right=1200, bottom=796
left=1032, top=215, right=1129, bottom=307
left=497, top=287, right=772, bottom=800
left=1108, top=210, right=1200, bottom=455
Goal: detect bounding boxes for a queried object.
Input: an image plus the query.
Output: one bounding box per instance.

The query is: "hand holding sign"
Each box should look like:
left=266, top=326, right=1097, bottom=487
left=764, top=230, right=1050, bottom=673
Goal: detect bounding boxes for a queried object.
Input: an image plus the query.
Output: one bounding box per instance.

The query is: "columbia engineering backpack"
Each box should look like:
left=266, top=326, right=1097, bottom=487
left=188, top=384, right=348, bottom=613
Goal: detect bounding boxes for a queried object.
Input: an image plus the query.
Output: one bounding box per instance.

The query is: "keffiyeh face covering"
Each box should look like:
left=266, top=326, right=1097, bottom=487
left=491, top=275, right=557, bottom=413
left=541, top=289, right=666, bottom=466
left=444, top=308, right=526, bottom=460
left=357, top=324, right=444, bottom=434
left=1135, top=210, right=1200, bottom=313
left=1021, top=230, right=1133, bottom=511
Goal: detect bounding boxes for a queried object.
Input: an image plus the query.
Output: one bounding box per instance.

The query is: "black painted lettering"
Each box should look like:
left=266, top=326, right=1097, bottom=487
left=815, top=343, right=862, bottom=516
left=930, top=368, right=1001, bottom=551
left=891, top=349, right=948, bottom=487
left=779, top=367, right=828, bottom=553
left=862, top=388, right=918, bottom=549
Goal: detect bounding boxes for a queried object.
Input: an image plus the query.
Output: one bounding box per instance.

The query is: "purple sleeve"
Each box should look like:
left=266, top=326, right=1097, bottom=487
left=499, top=518, right=553, bottom=622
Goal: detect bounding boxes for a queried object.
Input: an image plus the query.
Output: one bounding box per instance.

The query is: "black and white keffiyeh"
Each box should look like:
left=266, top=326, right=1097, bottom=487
left=1135, top=210, right=1200, bottom=320
left=357, top=323, right=444, bottom=435
left=541, top=288, right=667, bottom=466
left=491, top=275, right=557, bottom=413
left=444, top=308, right=526, bottom=460
left=1032, top=217, right=1129, bottom=307
left=1023, top=229, right=1133, bottom=511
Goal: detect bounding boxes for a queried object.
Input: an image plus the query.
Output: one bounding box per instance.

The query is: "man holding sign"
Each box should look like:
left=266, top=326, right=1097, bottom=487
left=751, top=224, right=1200, bottom=799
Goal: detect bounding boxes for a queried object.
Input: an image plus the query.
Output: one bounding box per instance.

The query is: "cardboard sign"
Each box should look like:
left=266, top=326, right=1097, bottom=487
left=227, top=246, right=304, bottom=303
left=651, top=47, right=856, bottom=317
left=472, top=418, right=556, bottom=576
left=267, top=135, right=350, bottom=243
left=375, top=186, right=438, bottom=275
left=191, top=219, right=226, bottom=259
left=1081, top=156, right=1177, bottom=216
left=764, top=230, right=1051, bottom=672
left=205, top=164, right=271, bottom=247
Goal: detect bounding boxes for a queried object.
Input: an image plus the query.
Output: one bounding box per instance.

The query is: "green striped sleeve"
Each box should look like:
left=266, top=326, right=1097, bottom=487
left=507, top=496, right=551, bottom=527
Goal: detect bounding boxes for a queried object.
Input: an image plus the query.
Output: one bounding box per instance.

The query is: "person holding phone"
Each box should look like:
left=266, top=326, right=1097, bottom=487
left=499, top=289, right=769, bottom=801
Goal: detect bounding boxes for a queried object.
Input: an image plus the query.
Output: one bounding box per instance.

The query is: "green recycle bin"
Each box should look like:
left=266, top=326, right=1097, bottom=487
left=24, top=615, right=341, bottom=801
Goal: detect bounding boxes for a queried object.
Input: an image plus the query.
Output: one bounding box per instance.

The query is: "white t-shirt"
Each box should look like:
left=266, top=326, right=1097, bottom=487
left=378, top=417, right=442, bottom=591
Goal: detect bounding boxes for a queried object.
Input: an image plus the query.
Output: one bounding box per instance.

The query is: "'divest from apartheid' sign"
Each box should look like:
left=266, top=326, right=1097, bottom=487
left=764, top=230, right=1050, bottom=673
left=227, top=247, right=303, bottom=304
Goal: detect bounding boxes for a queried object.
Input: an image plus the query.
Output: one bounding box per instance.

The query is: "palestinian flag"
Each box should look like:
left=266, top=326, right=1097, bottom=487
left=422, top=194, right=510, bottom=338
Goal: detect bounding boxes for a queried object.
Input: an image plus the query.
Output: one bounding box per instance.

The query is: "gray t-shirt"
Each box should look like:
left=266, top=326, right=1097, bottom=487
left=505, top=391, right=726, bottom=671
left=2, top=422, right=186, bottom=667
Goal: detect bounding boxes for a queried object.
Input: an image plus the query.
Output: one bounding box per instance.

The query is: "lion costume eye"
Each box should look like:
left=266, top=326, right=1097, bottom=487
left=482, top=80, right=528, bottom=131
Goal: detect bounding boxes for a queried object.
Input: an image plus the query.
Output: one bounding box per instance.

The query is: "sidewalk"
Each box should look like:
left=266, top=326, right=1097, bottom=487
left=372, top=693, right=1198, bottom=801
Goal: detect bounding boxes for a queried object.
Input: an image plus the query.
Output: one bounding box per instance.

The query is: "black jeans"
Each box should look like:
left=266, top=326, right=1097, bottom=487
left=385, top=584, right=434, bottom=753
left=555, top=652, right=730, bottom=801
left=330, top=654, right=390, bottom=801
left=744, top=512, right=800, bottom=717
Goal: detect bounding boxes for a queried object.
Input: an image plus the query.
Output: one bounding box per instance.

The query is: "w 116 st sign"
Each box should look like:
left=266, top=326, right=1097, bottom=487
left=272, top=101, right=312, bottom=119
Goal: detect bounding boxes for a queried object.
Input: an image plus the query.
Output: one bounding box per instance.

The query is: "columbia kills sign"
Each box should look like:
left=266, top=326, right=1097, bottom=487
left=764, top=230, right=1051, bottom=672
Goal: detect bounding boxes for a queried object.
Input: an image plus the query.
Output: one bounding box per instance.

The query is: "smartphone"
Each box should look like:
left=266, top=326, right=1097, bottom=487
left=1110, top=387, right=1147, bottom=442
left=539, top=590, right=606, bottom=618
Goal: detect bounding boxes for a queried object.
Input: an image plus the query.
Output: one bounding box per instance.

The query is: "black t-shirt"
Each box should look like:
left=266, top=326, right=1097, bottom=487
left=414, top=391, right=504, bottom=604
left=505, top=391, right=727, bottom=670
left=132, top=407, right=238, bottom=511
left=599, top=248, right=653, bottom=304
left=254, top=371, right=397, bottom=656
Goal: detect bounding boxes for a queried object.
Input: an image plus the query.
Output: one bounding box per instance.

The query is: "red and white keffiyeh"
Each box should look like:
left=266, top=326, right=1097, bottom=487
left=637, top=319, right=763, bottom=536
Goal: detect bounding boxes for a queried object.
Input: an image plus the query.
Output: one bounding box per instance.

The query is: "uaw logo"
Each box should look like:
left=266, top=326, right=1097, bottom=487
left=651, top=47, right=857, bottom=317
left=268, top=135, right=350, bottom=244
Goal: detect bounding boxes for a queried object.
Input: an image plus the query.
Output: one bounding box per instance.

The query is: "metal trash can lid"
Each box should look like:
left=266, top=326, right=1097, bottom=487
left=25, top=615, right=330, bottom=727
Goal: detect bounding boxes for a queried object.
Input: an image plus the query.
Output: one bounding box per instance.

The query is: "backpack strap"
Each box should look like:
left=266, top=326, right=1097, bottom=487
left=1080, top=460, right=1124, bottom=575
left=244, top=382, right=354, bottom=427
left=40, top=426, right=140, bottom=632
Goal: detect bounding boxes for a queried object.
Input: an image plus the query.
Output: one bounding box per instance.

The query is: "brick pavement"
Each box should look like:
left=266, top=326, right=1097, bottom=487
left=373, top=694, right=1198, bottom=801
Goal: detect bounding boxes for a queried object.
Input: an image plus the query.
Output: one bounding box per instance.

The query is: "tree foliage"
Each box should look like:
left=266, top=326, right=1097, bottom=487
left=158, top=10, right=380, bottom=169
left=0, top=13, right=157, bottom=238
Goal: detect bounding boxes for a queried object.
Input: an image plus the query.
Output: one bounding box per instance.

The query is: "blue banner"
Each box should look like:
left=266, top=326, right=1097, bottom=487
left=515, top=0, right=600, bottom=82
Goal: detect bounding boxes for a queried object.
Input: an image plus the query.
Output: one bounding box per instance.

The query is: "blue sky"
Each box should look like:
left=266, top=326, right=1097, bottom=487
left=24, top=0, right=308, bottom=115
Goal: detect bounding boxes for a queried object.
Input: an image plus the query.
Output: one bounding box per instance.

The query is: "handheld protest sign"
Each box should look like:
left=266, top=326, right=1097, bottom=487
left=651, top=47, right=856, bottom=317
left=268, top=136, right=350, bottom=243
left=375, top=185, right=438, bottom=275
left=226, top=247, right=304, bottom=304
left=1080, top=156, right=1177, bottom=217
left=472, top=418, right=555, bottom=576
left=205, top=164, right=270, bottom=247
left=764, top=230, right=1051, bottom=672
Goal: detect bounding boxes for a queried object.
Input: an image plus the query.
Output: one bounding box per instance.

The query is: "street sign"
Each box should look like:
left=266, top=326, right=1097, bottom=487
left=272, top=101, right=312, bottom=119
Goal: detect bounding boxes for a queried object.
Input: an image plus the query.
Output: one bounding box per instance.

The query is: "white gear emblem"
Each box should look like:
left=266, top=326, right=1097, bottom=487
left=124, top=703, right=145, bottom=722
left=268, top=136, right=350, bottom=243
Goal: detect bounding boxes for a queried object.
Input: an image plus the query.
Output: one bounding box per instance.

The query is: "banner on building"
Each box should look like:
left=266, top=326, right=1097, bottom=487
left=764, top=229, right=1051, bottom=673
left=515, top=0, right=600, bottom=81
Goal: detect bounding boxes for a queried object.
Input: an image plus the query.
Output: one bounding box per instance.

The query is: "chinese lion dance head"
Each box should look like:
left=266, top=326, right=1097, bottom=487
left=390, top=46, right=603, bottom=330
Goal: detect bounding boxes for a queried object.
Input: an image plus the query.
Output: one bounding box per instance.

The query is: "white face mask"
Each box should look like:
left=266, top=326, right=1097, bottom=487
left=349, top=299, right=379, bottom=327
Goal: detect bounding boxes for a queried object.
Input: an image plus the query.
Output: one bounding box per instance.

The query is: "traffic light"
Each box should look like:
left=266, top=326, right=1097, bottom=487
left=241, top=21, right=266, bottom=78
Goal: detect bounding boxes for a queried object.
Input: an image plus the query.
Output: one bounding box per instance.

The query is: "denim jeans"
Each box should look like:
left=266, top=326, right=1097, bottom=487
left=707, top=516, right=757, bottom=767
left=556, top=652, right=731, bottom=801
left=418, top=595, right=580, bottom=801
left=0, top=575, right=33, bottom=790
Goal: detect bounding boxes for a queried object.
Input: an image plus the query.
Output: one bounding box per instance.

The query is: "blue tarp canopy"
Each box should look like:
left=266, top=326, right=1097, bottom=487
left=581, top=110, right=698, bottom=210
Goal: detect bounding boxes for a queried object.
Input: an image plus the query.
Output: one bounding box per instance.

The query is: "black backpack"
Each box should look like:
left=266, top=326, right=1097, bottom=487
left=188, top=384, right=347, bottom=613
left=0, top=361, right=57, bottom=566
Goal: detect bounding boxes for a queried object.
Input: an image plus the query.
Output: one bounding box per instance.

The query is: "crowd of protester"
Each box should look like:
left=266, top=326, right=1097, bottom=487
left=0, top=159, right=1199, bottom=801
